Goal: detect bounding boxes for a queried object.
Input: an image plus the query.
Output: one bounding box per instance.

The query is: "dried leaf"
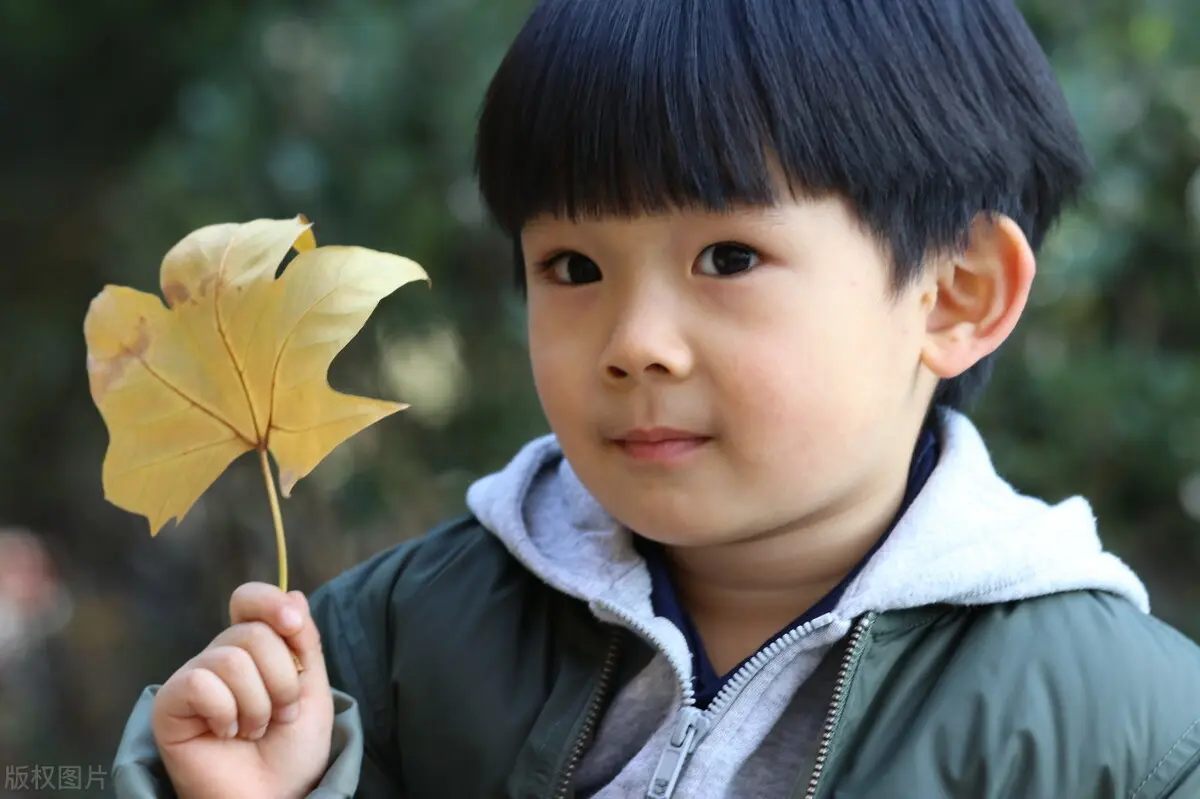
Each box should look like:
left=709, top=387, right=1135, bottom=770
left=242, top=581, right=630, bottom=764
left=84, top=216, right=429, bottom=535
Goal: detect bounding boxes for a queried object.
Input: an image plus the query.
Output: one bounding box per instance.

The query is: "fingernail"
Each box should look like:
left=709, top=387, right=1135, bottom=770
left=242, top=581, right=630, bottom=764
left=249, top=723, right=268, bottom=740
left=223, top=721, right=238, bottom=738
left=277, top=703, right=300, bottom=723
left=280, top=607, right=302, bottom=630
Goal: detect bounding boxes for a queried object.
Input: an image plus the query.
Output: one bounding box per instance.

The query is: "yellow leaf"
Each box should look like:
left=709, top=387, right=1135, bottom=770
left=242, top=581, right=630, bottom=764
left=84, top=216, right=429, bottom=536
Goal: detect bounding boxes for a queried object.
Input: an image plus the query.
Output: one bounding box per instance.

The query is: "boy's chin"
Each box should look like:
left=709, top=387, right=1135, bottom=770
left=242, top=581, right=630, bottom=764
left=615, top=507, right=759, bottom=550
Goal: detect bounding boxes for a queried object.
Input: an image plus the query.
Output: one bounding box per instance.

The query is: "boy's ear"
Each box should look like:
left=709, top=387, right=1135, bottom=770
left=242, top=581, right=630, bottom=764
left=920, top=213, right=1035, bottom=380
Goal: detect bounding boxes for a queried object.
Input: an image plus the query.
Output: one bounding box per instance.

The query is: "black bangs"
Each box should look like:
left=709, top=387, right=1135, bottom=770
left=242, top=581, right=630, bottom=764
left=475, top=0, right=1090, bottom=408
left=475, top=1, right=782, bottom=231
left=475, top=0, right=1088, bottom=269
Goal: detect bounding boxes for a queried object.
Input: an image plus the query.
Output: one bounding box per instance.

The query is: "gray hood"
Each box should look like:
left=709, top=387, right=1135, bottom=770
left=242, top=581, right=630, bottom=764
left=466, top=408, right=1148, bottom=679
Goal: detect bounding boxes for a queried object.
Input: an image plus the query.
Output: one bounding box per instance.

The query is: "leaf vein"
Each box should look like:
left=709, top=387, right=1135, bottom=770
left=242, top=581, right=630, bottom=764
left=266, top=282, right=344, bottom=438
left=270, top=414, right=373, bottom=435
left=110, top=436, right=242, bottom=478
left=132, top=353, right=256, bottom=448
left=212, top=227, right=265, bottom=443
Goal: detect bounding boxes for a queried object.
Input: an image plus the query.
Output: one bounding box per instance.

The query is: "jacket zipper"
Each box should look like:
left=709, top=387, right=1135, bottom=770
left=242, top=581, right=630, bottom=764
left=551, top=630, right=625, bottom=799
left=646, top=616, right=836, bottom=798
left=801, top=613, right=876, bottom=799
left=593, top=596, right=840, bottom=799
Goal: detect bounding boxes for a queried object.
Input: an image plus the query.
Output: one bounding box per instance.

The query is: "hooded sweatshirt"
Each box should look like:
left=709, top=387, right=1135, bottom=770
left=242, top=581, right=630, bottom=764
left=464, top=408, right=1150, bottom=799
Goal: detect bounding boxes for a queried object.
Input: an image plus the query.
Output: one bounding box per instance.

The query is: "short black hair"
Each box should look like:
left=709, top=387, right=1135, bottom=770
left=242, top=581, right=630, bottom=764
left=474, top=0, right=1090, bottom=411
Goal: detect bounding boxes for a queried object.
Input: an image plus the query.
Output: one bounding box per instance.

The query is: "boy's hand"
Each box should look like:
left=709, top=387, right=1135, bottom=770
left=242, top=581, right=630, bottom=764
left=150, top=583, right=335, bottom=799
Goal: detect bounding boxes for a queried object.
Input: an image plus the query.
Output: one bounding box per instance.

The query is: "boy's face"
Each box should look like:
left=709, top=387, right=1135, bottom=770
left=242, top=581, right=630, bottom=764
left=521, top=197, right=938, bottom=547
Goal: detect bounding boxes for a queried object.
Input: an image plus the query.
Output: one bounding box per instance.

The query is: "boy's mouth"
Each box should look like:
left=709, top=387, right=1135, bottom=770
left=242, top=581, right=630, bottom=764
left=609, top=427, right=712, bottom=463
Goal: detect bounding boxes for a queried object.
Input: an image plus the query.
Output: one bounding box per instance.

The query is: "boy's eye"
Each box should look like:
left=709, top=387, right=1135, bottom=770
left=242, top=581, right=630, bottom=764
left=695, top=243, right=761, bottom=277
left=543, top=252, right=602, bottom=285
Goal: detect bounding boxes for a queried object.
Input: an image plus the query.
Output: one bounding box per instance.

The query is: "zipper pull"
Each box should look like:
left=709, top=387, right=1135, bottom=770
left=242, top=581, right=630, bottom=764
left=645, top=706, right=708, bottom=799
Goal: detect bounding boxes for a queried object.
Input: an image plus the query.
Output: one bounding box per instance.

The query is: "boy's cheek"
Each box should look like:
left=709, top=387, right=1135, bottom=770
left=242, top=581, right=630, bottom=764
left=531, top=355, right=595, bottom=439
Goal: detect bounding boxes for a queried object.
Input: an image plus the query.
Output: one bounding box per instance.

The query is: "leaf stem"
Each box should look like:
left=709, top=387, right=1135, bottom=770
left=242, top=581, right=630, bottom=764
left=258, top=447, right=288, bottom=593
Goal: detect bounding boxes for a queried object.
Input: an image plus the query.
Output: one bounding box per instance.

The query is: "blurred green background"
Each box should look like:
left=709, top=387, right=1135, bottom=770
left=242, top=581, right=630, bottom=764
left=0, top=1, right=1197, bottom=795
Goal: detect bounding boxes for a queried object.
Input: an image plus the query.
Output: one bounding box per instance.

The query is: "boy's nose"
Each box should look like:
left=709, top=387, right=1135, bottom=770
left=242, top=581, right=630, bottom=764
left=599, top=302, right=693, bottom=385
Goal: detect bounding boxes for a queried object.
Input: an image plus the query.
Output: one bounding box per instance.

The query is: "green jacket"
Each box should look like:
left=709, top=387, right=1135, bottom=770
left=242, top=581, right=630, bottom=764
left=114, top=515, right=1200, bottom=798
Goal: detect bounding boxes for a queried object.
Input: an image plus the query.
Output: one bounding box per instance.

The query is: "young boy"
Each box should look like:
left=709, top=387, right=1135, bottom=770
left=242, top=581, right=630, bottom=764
left=112, top=1, right=1200, bottom=796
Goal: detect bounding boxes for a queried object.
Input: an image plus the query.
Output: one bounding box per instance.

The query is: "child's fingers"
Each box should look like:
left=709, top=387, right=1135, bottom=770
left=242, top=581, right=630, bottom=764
left=191, top=645, right=274, bottom=739
left=228, top=583, right=325, bottom=680
left=282, top=590, right=327, bottom=680
left=154, top=666, right=238, bottom=745
left=207, top=621, right=303, bottom=720
left=228, top=582, right=294, bottom=632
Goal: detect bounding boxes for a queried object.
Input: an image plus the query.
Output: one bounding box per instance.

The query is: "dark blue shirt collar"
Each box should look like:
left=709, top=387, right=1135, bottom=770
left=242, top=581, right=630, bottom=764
left=634, top=423, right=941, bottom=708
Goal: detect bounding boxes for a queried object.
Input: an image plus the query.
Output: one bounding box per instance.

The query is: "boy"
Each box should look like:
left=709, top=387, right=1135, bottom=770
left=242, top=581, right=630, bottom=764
left=112, top=0, right=1200, bottom=796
